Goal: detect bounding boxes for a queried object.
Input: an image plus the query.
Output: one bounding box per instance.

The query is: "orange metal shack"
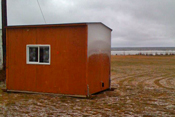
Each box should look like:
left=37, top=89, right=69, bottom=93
left=6, top=22, right=112, bottom=97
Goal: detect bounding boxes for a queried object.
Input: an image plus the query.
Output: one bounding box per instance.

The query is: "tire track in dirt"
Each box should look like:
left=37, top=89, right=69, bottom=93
left=126, top=73, right=153, bottom=86
left=111, top=73, right=142, bottom=86
left=111, top=75, right=134, bottom=88
left=165, top=78, right=175, bottom=88
left=154, top=77, right=175, bottom=90
left=127, top=72, right=174, bottom=90
left=117, top=72, right=151, bottom=87
left=137, top=73, right=167, bottom=89
left=111, top=72, right=141, bottom=81
left=137, top=77, right=158, bottom=89
left=111, top=76, right=129, bottom=81
left=112, top=71, right=174, bottom=90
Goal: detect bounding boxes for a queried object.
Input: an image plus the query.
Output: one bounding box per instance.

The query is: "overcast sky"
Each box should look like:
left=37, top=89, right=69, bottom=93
left=3, top=0, right=175, bottom=47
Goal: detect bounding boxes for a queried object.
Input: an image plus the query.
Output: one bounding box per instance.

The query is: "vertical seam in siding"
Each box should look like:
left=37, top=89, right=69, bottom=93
left=85, top=24, right=89, bottom=96
left=6, top=29, right=9, bottom=89
left=109, top=32, right=112, bottom=89
left=35, top=28, right=37, bottom=91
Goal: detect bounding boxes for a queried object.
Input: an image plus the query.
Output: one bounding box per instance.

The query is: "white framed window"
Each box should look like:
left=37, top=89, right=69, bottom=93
left=26, top=45, right=51, bottom=65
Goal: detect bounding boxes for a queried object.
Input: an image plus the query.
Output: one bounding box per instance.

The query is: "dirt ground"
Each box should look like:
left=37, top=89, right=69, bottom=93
left=0, top=55, right=175, bottom=117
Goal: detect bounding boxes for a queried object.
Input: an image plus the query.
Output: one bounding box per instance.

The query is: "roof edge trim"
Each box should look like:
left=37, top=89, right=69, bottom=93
left=6, top=22, right=112, bottom=31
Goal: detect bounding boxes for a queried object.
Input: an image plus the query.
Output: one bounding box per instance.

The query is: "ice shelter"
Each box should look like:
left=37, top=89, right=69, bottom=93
left=6, top=22, right=112, bottom=97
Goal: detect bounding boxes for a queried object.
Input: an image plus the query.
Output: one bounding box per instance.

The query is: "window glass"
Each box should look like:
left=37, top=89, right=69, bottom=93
left=39, top=47, right=49, bottom=63
left=29, top=47, right=38, bottom=62
left=27, top=45, right=50, bottom=64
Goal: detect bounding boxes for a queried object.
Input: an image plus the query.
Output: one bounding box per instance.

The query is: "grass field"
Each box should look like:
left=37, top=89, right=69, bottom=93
left=0, top=55, right=175, bottom=116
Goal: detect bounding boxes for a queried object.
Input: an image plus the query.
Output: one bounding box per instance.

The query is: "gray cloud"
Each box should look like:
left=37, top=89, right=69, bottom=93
left=7, top=0, right=175, bottom=47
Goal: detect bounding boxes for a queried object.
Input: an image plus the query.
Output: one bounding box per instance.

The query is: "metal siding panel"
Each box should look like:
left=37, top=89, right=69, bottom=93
left=36, top=26, right=87, bottom=95
left=22, top=28, right=37, bottom=91
left=87, top=24, right=111, bottom=94
left=6, top=29, right=9, bottom=89
left=7, top=28, right=37, bottom=91
left=7, top=25, right=88, bottom=96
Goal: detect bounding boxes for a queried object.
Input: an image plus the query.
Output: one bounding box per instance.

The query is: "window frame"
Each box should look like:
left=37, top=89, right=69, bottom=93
left=26, top=44, right=51, bottom=65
